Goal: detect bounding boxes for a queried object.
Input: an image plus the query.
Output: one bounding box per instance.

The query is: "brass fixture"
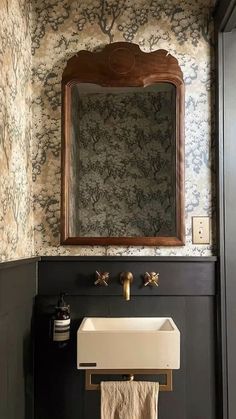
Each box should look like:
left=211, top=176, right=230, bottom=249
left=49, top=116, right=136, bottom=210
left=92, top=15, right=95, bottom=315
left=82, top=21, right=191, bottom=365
left=122, top=374, right=134, bottom=382
left=94, top=271, right=109, bottom=286
left=85, top=369, right=173, bottom=391
left=120, top=272, right=133, bottom=301
left=144, top=272, right=159, bottom=287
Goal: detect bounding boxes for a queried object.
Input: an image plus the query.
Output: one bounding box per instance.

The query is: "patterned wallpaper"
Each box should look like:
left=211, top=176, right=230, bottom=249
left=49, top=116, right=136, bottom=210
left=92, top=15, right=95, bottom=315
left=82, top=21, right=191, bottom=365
left=0, top=0, right=34, bottom=262
left=70, top=86, right=176, bottom=238
left=31, top=0, right=215, bottom=256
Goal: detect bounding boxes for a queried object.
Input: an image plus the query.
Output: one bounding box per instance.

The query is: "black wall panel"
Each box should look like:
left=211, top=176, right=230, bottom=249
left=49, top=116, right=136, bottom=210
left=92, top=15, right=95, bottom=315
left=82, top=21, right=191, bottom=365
left=0, top=258, right=38, bottom=419
left=35, top=257, right=217, bottom=419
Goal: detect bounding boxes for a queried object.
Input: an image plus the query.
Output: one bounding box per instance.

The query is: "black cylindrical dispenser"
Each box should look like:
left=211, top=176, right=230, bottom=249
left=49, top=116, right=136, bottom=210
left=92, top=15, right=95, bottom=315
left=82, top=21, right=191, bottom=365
left=52, top=293, right=71, bottom=348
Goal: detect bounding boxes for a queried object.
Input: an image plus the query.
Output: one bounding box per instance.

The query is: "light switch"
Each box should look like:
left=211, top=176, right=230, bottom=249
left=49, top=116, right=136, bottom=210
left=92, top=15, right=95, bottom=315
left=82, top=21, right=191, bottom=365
left=192, top=217, right=210, bottom=244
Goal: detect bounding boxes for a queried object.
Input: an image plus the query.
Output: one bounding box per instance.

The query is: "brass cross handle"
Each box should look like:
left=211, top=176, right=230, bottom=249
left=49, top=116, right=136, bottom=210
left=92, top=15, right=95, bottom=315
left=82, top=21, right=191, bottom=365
left=94, top=271, right=109, bottom=286
left=144, top=272, right=159, bottom=287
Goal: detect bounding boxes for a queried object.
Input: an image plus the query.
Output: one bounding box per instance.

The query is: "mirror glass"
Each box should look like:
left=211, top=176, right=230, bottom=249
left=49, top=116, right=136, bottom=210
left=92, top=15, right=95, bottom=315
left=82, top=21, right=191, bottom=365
left=69, top=82, right=176, bottom=238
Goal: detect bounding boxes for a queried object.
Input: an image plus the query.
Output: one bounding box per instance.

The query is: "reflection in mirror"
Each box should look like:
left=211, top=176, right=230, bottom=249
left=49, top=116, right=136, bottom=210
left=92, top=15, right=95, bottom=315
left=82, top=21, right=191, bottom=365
left=69, top=83, right=176, bottom=238
left=61, top=42, right=185, bottom=245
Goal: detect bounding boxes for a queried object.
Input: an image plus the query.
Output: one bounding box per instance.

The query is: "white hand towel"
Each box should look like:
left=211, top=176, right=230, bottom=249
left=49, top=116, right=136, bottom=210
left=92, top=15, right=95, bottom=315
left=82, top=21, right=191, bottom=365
left=101, top=381, right=159, bottom=419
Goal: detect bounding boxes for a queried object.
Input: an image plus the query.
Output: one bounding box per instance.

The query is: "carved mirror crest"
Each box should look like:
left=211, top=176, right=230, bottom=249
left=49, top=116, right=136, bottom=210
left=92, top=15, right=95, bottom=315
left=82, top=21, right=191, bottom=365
left=61, top=42, right=185, bottom=246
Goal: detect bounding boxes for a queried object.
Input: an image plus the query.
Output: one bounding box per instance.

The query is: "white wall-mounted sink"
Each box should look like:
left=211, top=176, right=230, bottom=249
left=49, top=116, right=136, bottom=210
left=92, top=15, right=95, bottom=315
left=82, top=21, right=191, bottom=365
left=77, top=317, right=180, bottom=370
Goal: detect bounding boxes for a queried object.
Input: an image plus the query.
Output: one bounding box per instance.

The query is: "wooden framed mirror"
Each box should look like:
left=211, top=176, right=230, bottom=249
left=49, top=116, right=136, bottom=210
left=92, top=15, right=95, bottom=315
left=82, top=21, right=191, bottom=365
left=61, top=42, right=185, bottom=246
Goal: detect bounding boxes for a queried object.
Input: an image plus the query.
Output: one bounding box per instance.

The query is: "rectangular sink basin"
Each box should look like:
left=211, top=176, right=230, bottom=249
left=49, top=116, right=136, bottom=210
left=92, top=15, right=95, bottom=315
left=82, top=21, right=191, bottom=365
left=77, top=317, right=180, bottom=370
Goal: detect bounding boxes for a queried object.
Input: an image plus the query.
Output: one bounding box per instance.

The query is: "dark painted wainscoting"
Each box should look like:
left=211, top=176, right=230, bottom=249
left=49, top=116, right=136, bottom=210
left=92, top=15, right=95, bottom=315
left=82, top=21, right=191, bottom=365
left=0, top=258, right=39, bottom=419
left=35, top=256, right=218, bottom=419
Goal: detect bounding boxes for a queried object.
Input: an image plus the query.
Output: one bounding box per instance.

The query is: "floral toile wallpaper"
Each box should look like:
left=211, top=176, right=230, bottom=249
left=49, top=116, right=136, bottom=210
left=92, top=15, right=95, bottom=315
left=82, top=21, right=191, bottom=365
left=31, top=0, right=215, bottom=256
left=70, top=86, right=176, bottom=238
left=0, top=0, right=34, bottom=262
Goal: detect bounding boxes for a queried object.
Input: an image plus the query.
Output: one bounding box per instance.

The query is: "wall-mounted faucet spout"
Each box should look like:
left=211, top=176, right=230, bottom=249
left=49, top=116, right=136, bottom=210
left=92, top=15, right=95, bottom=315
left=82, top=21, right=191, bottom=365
left=120, top=272, right=133, bottom=301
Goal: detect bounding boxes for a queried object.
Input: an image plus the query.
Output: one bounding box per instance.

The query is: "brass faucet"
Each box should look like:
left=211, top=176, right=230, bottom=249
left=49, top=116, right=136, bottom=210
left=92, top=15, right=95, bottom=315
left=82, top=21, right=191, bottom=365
left=120, top=272, right=133, bottom=301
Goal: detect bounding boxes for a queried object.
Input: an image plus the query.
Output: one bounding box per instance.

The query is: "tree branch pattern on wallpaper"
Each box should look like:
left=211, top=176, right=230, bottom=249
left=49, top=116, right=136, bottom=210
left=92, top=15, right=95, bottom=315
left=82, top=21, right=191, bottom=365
left=30, top=0, right=215, bottom=256
left=0, top=0, right=34, bottom=262
left=32, top=0, right=214, bottom=51
left=70, top=87, right=176, bottom=238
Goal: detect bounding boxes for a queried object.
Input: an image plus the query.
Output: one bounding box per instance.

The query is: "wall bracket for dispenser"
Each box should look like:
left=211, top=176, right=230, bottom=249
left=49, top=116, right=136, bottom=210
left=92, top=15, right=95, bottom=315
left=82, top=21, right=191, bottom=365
left=85, top=369, right=173, bottom=391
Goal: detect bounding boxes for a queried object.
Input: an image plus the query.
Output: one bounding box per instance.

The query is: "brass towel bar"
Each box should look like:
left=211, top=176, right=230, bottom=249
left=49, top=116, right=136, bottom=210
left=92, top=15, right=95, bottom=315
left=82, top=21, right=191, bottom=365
left=85, top=369, right=173, bottom=391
